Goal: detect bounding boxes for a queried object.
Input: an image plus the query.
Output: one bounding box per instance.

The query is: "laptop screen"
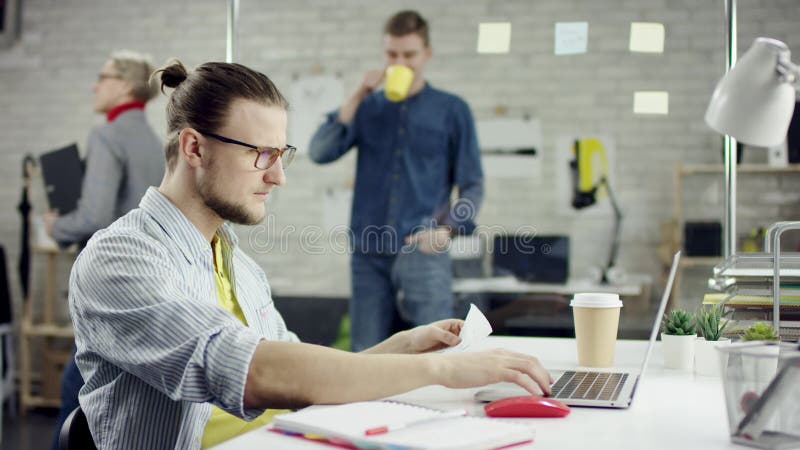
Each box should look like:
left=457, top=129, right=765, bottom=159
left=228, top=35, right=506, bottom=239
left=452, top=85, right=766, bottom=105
left=637, top=251, right=681, bottom=379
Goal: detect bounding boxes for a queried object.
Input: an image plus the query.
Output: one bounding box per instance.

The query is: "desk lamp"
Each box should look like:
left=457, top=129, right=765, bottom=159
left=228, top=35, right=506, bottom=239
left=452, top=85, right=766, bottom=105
left=706, top=37, right=798, bottom=147
left=705, top=37, right=799, bottom=336
left=570, top=137, right=622, bottom=284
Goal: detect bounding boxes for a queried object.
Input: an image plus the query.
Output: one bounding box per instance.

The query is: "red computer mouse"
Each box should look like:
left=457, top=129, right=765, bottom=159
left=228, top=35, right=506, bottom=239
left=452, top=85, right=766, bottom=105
left=484, top=395, right=571, bottom=418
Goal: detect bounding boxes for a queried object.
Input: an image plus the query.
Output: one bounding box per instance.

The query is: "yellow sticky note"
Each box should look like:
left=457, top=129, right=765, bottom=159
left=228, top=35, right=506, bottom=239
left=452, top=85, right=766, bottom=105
left=477, top=22, right=512, bottom=54
left=629, top=22, right=665, bottom=53
left=633, top=91, right=669, bottom=115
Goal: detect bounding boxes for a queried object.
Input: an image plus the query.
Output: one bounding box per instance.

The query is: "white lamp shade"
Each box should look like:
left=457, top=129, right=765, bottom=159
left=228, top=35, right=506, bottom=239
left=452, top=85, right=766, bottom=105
left=705, top=37, right=796, bottom=147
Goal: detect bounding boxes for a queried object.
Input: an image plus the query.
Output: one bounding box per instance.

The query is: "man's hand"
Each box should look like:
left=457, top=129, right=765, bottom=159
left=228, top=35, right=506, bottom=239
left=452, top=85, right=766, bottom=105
left=358, top=69, right=385, bottom=95
left=246, top=340, right=553, bottom=408
left=405, top=227, right=451, bottom=255
left=43, top=211, right=59, bottom=237
left=337, top=69, right=386, bottom=123
left=405, top=319, right=463, bottom=353
left=435, top=349, right=554, bottom=396
left=362, top=318, right=463, bottom=355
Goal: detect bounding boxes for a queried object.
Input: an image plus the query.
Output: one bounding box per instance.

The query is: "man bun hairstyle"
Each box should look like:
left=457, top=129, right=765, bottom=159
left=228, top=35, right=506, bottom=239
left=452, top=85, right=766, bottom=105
left=153, top=60, right=288, bottom=171
left=157, top=60, right=189, bottom=92
left=109, top=50, right=159, bottom=102
left=384, top=10, right=430, bottom=47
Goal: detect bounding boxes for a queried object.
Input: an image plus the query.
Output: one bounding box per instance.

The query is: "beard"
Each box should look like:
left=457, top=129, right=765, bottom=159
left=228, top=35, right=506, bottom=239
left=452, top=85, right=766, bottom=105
left=198, top=167, right=264, bottom=226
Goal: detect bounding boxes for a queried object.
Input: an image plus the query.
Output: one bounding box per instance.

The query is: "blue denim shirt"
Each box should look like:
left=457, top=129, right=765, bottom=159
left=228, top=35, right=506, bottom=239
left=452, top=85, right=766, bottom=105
left=309, top=83, right=483, bottom=255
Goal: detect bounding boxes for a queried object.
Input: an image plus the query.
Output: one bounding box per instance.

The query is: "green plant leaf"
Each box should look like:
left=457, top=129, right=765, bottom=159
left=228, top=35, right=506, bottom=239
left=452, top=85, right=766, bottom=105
left=662, top=309, right=696, bottom=336
left=741, top=322, right=778, bottom=341
left=695, top=304, right=729, bottom=341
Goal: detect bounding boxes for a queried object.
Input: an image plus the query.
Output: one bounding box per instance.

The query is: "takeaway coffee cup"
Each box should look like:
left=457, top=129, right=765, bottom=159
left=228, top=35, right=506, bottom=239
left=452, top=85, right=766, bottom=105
left=570, top=293, right=623, bottom=367
left=384, top=65, right=414, bottom=102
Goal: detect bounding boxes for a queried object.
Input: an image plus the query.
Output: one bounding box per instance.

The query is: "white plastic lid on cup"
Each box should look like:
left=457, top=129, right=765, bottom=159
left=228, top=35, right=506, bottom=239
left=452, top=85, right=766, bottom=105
left=570, top=293, right=623, bottom=308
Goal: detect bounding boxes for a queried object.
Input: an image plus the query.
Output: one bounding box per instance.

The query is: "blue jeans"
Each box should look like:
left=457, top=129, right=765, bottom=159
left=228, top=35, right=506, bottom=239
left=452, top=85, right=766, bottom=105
left=50, top=345, right=83, bottom=450
left=350, top=246, right=453, bottom=351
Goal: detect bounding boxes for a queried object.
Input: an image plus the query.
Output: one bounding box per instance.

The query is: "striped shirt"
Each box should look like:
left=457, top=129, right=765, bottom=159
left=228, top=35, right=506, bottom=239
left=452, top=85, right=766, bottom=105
left=68, top=187, right=298, bottom=449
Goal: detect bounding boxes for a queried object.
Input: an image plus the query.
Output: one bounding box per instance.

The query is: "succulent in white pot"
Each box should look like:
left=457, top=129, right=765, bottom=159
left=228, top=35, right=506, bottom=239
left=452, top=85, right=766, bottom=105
left=661, top=309, right=697, bottom=370
left=694, top=304, right=731, bottom=376
left=740, top=322, right=780, bottom=382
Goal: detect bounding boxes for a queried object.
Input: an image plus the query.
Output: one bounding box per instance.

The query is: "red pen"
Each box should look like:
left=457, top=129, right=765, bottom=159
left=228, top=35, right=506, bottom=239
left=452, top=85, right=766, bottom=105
left=363, top=410, right=466, bottom=436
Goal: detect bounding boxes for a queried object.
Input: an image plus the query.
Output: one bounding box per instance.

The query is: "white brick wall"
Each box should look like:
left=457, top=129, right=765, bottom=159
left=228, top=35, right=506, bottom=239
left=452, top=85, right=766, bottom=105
left=1, top=0, right=799, bottom=318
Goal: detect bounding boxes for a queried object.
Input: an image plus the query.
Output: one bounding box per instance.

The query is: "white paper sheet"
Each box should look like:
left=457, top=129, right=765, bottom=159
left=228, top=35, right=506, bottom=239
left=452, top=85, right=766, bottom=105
left=554, top=22, right=588, bottom=55
left=478, top=117, right=542, bottom=179
left=442, top=303, right=493, bottom=353
left=633, top=91, right=669, bottom=114
left=477, top=22, right=512, bottom=54
left=477, top=117, right=542, bottom=152
left=629, top=22, right=665, bottom=53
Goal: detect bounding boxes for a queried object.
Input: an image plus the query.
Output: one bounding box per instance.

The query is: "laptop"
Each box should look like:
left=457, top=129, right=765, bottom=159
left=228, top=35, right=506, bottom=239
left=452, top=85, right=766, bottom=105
left=475, top=251, right=681, bottom=409
left=39, top=143, right=84, bottom=215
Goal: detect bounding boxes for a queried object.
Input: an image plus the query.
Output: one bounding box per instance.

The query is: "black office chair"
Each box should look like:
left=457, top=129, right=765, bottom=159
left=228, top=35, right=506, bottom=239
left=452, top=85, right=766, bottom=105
left=58, top=406, right=96, bottom=450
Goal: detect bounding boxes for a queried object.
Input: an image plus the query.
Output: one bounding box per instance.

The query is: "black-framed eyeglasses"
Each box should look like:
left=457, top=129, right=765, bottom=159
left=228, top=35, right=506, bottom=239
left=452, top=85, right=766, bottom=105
left=97, top=73, right=123, bottom=82
left=198, top=131, right=297, bottom=170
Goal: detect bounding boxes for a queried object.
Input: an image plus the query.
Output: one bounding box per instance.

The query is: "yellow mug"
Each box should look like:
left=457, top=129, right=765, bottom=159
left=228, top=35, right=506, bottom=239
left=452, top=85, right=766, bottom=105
left=384, top=65, right=414, bottom=102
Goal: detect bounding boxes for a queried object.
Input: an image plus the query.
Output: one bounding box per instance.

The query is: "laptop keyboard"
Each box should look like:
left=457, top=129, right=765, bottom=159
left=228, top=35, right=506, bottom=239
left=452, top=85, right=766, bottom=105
left=551, top=371, right=628, bottom=401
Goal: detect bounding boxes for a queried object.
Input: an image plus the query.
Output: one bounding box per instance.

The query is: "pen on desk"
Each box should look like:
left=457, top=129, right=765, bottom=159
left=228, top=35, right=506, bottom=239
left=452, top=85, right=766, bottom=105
left=363, top=409, right=466, bottom=436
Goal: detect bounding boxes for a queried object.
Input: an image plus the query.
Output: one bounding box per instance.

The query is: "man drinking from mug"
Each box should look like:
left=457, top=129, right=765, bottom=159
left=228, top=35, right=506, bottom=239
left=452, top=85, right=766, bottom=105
left=309, top=10, right=484, bottom=351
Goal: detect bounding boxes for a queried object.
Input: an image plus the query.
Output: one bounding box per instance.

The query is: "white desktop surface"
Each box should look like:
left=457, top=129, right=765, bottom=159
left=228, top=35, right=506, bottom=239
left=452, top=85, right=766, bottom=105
left=211, top=336, right=737, bottom=450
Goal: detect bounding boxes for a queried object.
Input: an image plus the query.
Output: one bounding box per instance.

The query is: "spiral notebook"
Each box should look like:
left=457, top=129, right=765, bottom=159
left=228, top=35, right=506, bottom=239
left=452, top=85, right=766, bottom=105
left=272, top=401, right=533, bottom=450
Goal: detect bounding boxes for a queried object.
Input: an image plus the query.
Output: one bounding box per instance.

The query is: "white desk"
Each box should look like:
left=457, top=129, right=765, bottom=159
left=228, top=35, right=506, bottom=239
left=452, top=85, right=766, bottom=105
left=212, top=336, right=738, bottom=450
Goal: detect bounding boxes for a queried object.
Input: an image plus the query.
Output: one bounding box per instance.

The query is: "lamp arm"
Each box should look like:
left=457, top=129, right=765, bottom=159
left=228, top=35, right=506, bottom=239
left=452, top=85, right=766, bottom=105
left=776, top=52, right=800, bottom=85
left=599, top=176, right=623, bottom=283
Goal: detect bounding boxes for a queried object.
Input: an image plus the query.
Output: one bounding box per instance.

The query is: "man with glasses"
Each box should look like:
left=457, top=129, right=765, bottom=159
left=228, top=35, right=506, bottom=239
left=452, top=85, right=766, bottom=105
left=309, top=10, right=484, bottom=351
left=68, top=60, right=549, bottom=449
left=45, top=49, right=164, bottom=450
left=198, top=131, right=296, bottom=170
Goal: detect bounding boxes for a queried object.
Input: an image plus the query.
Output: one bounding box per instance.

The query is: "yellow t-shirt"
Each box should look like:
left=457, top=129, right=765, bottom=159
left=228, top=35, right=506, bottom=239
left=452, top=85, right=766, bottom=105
left=201, top=236, right=283, bottom=449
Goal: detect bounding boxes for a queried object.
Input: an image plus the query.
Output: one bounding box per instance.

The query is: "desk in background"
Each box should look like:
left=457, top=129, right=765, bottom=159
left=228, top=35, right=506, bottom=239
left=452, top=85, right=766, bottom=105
left=452, top=276, right=644, bottom=296
left=212, top=336, right=736, bottom=450
left=453, top=276, right=653, bottom=339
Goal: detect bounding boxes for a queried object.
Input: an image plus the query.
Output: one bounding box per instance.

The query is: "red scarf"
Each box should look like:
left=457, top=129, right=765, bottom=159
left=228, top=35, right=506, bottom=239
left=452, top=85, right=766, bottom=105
left=106, top=100, right=145, bottom=122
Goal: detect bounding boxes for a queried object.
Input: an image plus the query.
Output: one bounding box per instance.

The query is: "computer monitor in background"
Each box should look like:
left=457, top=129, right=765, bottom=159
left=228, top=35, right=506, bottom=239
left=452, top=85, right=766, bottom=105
left=491, top=235, right=569, bottom=283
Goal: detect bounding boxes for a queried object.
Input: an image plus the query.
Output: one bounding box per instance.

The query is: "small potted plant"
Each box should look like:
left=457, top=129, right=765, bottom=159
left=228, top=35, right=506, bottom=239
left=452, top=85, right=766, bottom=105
left=694, top=304, right=731, bottom=376
left=661, top=309, right=697, bottom=370
left=741, top=322, right=780, bottom=382
left=741, top=322, right=779, bottom=342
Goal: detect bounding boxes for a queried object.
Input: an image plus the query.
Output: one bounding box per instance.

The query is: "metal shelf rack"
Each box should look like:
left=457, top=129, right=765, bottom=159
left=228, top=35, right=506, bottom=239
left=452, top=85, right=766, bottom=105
left=708, top=221, right=800, bottom=338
